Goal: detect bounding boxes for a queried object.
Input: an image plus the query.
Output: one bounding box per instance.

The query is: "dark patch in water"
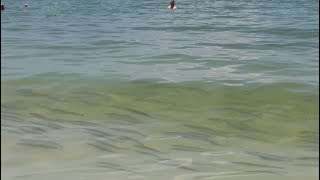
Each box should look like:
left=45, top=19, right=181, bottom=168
left=232, top=161, right=284, bottom=169
left=110, top=127, right=146, bottom=137
left=2, top=125, right=23, bottom=134
left=116, top=136, right=144, bottom=146
left=217, top=107, right=261, bottom=118
left=135, top=150, right=163, bottom=159
left=84, top=128, right=112, bottom=138
left=69, top=121, right=100, bottom=127
left=29, top=112, right=60, bottom=122
left=88, top=139, right=125, bottom=151
left=247, top=152, right=290, bottom=161
left=87, top=142, right=114, bottom=152
left=30, top=121, right=63, bottom=129
left=229, top=169, right=283, bottom=175
left=138, top=97, right=171, bottom=105
left=1, top=114, right=25, bottom=122
left=97, top=162, right=132, bottom=172
left=20, top=126, right=47, bottom=134
left=104, top=112, right=140, bottom=123
left=111, top=106, right=152, bottom=118
left=17, top=139, right=62, bottom=149
left=294, top=163, right=319, bottom=167
left=296, top=156, right=319, bottom=161
left=30, top=112, right=49, bottom=119
left=134, top=145, right=162, bottom=153
left=183, top=124, right=218, bottom=135
left=225, top=121, right=262, bottom=134
left=49, top=108, right=84, bottom=116
left=16, top=89, right=62, bottom=102
left=1, top=109, right=23, bottom=116
left=297, top=130, right=319, bottom=144
left=170, top=145, right=209, bottom=152
left=179, top=166, right=198, bottom=172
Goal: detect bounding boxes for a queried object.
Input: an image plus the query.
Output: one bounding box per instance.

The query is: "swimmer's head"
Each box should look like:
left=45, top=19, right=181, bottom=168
left=170, top=0, right=174, bottom=7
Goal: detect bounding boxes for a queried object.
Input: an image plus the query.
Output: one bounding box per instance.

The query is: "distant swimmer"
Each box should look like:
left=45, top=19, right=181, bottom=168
left=168, top=0, right=177, bottom=10
left=1, top=3, right=4, bottom=10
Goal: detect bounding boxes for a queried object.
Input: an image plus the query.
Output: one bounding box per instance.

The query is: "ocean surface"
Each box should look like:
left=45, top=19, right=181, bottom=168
left=1, top=0, right=319, bottom=179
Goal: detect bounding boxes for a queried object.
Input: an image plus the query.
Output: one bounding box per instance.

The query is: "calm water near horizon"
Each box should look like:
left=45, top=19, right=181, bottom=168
left=1, top=0, right=319, bottom=179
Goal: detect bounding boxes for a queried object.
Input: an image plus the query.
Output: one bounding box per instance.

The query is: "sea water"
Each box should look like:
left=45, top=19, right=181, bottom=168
left=1, top=0, right=319, bottom=179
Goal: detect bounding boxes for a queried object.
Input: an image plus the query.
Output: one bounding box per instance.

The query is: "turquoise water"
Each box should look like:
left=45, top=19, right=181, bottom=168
left=1, top=0, right=319, bottom=179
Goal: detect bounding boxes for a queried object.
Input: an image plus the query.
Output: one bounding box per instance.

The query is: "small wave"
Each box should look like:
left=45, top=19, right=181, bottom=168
left=17, top=139, right=62, bottom=149
left=127, top=158, right=192, bottom=172
left=174, top=170, right=276, bottom=180
left=97, top=154, right=126, bottom=159
left=201, top=151, right=235, bottom=156
left=223, top=83, right=244, bottom=86
left=145, top=135, right=182, bottom=141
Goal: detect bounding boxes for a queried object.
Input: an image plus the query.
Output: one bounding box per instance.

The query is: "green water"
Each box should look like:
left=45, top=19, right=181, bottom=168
left=2, top=73, right=318, bottom=179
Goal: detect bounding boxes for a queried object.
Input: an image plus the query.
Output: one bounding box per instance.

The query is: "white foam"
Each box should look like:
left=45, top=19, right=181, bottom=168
left=223, top=83, right=244, bottom=86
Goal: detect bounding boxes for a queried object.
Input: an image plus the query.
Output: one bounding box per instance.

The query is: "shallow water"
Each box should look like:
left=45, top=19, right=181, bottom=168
left=1, top=0, right=319, bottom=179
